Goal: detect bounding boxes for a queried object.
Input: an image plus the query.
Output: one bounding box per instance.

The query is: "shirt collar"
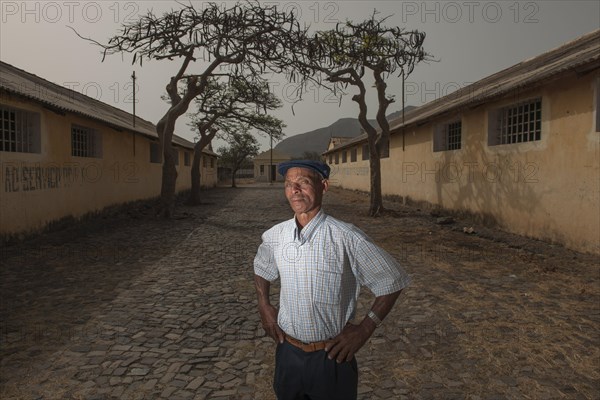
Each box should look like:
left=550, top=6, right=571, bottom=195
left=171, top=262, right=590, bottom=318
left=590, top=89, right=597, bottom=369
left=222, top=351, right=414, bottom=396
left=293, top=209, right=326, bottom=243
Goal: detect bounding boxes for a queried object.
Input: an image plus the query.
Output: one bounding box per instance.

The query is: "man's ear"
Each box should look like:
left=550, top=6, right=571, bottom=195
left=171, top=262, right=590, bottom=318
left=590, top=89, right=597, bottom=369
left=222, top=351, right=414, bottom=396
left=322, top=179, right=329, bottom=193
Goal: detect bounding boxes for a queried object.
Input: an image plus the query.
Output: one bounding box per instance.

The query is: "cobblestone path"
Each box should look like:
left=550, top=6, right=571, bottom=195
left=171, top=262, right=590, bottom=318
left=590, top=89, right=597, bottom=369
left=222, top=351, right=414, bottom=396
left=1, top=184, right=598, bottom=399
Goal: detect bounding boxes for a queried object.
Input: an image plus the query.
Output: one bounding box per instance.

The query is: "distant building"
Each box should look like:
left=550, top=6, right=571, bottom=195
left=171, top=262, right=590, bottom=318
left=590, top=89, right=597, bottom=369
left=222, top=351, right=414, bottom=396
left=0, top=61, right=217, bottom=239
left=327, top=136, right=355, bottom=151
left=326, top=136, right=362, bottom=165
left=253, top=149, right=291, bottom=182
left=324, top=30, right=600, bottom=254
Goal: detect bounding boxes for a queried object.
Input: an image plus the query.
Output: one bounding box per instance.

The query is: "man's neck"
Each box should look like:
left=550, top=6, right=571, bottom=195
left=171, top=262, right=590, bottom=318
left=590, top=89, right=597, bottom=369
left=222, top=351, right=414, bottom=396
left=295, top=207, right=321, bottom=230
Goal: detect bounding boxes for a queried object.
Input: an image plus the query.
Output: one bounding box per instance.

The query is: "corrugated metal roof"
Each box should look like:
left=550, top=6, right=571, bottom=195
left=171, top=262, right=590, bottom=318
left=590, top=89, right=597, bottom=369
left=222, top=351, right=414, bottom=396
left=0, top=61, right=217, bottom=156
left=324, top=29, right=600, bottom=155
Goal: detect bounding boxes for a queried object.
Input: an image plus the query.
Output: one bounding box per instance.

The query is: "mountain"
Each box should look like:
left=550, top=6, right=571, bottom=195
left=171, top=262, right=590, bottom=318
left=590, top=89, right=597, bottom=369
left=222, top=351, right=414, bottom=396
left=274, top=118, right=364, bottom=158
left=274, top=107, right=417, bottom=158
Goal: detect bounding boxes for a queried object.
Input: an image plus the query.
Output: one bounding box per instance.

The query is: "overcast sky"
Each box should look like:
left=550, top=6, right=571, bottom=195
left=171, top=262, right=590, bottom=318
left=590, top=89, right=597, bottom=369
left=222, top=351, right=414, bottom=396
left=1, top=1, right=599, bottom=151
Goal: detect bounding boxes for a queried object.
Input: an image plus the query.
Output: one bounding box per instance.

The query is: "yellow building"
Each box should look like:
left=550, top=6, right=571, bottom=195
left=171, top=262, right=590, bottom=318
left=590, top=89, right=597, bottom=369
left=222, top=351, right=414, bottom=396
left=253, top=149, right=291, bottom=182
left=0, top=61, right=217, bottom=239
left=324, top=30, right=600, bottom=254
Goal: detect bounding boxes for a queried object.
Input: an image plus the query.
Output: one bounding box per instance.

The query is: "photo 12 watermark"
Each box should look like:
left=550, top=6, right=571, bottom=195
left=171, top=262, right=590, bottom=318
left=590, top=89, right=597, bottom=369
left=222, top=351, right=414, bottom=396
left=400, top=160, right=539, bottom=184
left=62, top=80, right=140, bottom=106
left=249, top=1, right=341, bottom=23
left=2, top=79, right=140, bottom=108
left=398, top=1, right=540, bottom=24
left=0, top=1, right=142, bottom=24
left=267, top=79, right=343, bottom=106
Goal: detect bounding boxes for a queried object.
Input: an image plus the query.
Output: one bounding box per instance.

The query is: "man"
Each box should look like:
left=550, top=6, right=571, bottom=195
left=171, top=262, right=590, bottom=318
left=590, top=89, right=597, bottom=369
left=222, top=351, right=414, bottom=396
left=254, top=160, right=410, bottom=400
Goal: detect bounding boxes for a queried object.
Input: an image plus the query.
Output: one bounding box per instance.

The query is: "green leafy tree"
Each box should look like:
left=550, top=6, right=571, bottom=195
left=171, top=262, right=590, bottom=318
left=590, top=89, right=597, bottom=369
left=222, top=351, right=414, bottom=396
left=218, top=131, right=260, bottom=188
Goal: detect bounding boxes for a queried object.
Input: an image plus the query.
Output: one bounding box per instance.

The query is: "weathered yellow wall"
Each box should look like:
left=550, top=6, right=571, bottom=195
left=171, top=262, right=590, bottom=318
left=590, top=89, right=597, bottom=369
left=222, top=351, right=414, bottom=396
left=0, top=96, right=216, bottom=237
left=328, top=146, right=371, bottom=189
left=327, top=72, right=600, bottom=254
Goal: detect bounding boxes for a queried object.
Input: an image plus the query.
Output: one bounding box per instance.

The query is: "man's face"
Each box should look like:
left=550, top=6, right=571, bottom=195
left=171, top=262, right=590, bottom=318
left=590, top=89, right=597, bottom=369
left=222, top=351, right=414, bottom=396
left=284, top=167, right=328, bottom=216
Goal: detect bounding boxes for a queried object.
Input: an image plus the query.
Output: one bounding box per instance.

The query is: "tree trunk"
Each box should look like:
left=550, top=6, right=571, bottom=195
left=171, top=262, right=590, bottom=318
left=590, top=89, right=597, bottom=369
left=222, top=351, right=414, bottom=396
left=370, top=69, right=392, bottom=217
left=159, top=146, right=178, bottom=218
left=156, top=72, right=206, bottom=217
left=352, top=83, right=384, bottom=217
left=231, top=170, right=237, bottom=188
left=368, top=136, right=383, bottom=217
left=187, top=128, right=217, bottom=205
left=187, top=144, right=203, bottom=205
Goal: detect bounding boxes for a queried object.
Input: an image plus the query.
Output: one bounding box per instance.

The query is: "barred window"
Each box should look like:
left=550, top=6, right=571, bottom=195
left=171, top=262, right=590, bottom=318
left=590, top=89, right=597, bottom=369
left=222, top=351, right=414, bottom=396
left=362, top=143, right=370, bottom=161
left=380, top=138, right=389, bottom=158
left=341, top=150, right=347, bottom=163
left=260, top=164, right=265, bottom=175
left=350, top=148, right=357, bottom=162
left=184, top=151, right=191, bottom=166
left=434, top=119, right=462, bottom=152
left=328, top=154, right=333, bottom=164
left=173, top=149, right=179, bottom=166
left=489, top=98, right=542, bottom=146
left=203, top=155, right=208, bottom=167
left=1, top=106, right=41, bottom=153
left=210, top=157, right=214, bottom=168
left=334, top=153, right=339, bottom=164
left=150, top=142, right=161, bottom=163
left=72, top=125, right=101, bottom=158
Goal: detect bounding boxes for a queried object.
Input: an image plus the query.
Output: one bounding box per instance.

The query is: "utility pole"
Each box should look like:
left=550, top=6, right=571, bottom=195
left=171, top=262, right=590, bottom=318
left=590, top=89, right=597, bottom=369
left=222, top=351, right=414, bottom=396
left=402, top=70, right=405, bottom=152
left=269, top=133, right=273, bottom=185
left=131, top=71, right=136, bottom=127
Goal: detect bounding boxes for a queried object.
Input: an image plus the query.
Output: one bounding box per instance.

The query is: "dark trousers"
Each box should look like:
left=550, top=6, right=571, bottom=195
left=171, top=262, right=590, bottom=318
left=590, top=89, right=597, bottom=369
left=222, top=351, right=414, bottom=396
left=274, top=341, right=358, bottom=400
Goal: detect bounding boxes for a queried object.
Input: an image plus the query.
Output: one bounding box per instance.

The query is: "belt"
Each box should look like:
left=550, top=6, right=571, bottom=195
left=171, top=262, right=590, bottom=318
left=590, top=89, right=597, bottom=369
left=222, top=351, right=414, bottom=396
left=285, top=335, right=328, bottom=352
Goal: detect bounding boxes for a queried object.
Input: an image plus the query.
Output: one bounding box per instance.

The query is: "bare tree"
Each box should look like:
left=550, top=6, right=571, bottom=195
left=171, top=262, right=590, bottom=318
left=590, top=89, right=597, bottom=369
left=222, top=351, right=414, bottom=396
left=304, top=13, right=428, bottom=216
left=218, top=131, right=260, bottom=188
left=187, top=76, right=284, bottom=204
left=78, top=1, right=306, bottom=217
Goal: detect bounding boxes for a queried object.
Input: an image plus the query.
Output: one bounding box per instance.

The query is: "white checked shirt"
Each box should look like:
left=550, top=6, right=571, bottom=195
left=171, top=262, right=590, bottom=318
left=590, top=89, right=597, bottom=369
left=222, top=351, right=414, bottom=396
left=254, top=210, right=411, bottom=343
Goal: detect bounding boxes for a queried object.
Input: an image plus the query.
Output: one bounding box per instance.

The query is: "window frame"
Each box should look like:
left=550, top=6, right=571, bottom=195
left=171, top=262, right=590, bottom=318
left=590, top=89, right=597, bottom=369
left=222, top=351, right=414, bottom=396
left=150, top=141, right=162, bottom=163
left=71, top=124, right=102, bottom=158
left=0, top=105, right=41, bottom=154
left=362, top=143, right=370, bottom=161
left=489, top=97, right=542, bottom=146
left=434, top=118, right=462, bottom=152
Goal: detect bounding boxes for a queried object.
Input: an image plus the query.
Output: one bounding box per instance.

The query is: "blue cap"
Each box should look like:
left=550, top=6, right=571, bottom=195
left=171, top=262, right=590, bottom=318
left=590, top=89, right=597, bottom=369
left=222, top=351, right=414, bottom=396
left=278, top=160, right=331, bottom=179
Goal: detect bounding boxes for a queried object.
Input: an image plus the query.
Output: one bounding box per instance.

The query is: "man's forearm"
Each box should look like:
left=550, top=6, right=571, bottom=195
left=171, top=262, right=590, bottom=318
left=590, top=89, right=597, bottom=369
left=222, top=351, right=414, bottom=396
left=371, top=290, right=403, bottom=322
left=254, top=274, right=284, bottom=342
left=360, top=290, right=403, bottom=332
left=254, top=274, right=272, bottom=306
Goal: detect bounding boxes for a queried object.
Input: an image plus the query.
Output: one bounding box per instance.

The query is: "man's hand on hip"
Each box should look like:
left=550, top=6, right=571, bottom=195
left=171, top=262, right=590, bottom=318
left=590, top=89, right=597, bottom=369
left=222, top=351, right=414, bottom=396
left=258, top=303, right=285, bottom=344
left=325, top=322, right=375, bottom=363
